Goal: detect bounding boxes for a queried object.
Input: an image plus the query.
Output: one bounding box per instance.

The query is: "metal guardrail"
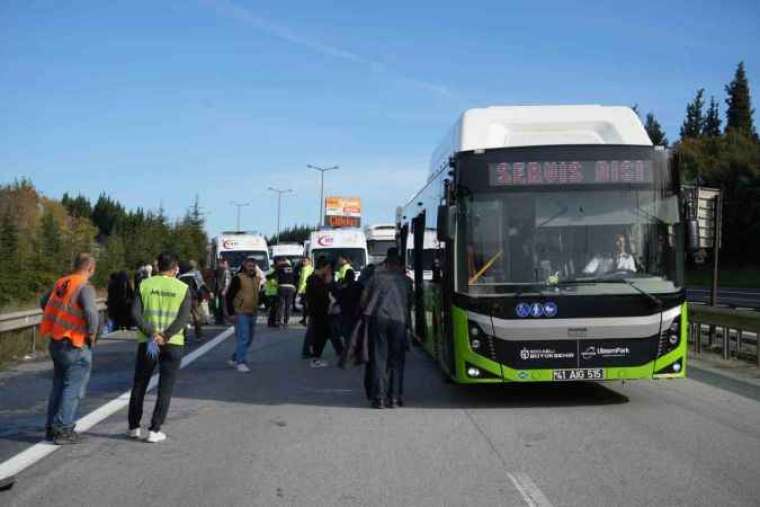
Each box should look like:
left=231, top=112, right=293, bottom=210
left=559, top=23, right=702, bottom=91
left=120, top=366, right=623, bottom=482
left=688, top=303, right=760, bottom=366
left=0, top=299, right=107, bottom=344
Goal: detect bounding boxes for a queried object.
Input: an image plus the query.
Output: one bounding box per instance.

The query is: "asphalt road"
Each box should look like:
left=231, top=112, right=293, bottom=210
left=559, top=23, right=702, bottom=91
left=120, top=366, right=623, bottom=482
left=687, top=286, right=760, bottom=309
left=3, top=324, right=760, bottom=506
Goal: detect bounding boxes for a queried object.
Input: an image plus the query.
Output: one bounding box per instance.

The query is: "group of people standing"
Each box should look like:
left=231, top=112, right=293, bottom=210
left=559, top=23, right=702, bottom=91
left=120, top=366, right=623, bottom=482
left=41, top=252, right=193, bottom=444
left=39, top=245, right=412, bottom=446
left=299, top=250, right=412, bottom=409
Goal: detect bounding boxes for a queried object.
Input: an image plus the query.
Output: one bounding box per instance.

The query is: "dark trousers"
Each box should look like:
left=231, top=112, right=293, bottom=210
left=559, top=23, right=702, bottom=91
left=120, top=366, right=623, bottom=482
left=367, top=316, right=406, bottom=402
left=128, top=342, right=183, bottom=432
left=267, top=296, right=279, bottom=326
left=277, top=285, right=296, bottom=325
left=310, top=316, right=344, bottom=358
left=214, top=293, right=227, bottom=324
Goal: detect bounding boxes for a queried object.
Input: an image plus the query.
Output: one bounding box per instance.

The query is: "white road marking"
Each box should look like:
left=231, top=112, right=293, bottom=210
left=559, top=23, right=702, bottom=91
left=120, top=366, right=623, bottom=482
left=0, top=326, right=235, bottom=482
left=507, top=472, right=553, bottom=507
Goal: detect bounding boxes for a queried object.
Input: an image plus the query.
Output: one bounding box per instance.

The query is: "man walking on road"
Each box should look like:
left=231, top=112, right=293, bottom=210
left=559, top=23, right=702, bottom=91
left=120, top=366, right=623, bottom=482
left=179, top=260, right=208, bottom=341
left=40, top=253, right=99, bottom=444
left=128, top=252, right=191, bottom=443
left=306, top=257, right=344, bottom=367
left=361, top=248, right=412, bottom=409
left=297, top=257, right=313, bottom=325
left=213, top=257, right=231, bottom=325
left=226, top=256, right=262, bottom=373
left=275, top=257, right=297, bottom=328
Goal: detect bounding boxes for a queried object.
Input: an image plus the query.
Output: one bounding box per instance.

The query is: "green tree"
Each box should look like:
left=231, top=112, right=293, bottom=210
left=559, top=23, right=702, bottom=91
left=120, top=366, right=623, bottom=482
left=61, top=193, right=93, bottom=218
left=725, top=61, right=756, bottom=137
left=680, top=88, right=705, bottom=139
left=703, top=96, right=722, bottom=137
left=268, top=224, right=313, bottom=244
left=91, top=193, right=125, bottom=238
left=0, top=212, right=25, bottom=306
left=644, top=112, right=669, bottom=147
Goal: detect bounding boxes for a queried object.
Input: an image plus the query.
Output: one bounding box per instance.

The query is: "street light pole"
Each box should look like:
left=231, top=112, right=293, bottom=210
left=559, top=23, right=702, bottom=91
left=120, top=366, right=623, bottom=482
left=307, top=164, right=339, bottom=227
left=230, top=201, right=250, bottom=231
left=267, top=187, right=292, bottom=244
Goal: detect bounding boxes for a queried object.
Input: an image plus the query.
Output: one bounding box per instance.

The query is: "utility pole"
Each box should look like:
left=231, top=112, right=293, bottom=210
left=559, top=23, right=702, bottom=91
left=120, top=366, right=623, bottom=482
left=229, top=201, right=250, bottom=231
left=307, top=164, right=339, bottom=228
left=267, top=187, right=292, bottom=244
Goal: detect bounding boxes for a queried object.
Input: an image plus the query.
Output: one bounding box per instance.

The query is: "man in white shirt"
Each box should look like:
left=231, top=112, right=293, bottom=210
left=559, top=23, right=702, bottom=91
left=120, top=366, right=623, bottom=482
left=583, top=233, right=637, bottom=275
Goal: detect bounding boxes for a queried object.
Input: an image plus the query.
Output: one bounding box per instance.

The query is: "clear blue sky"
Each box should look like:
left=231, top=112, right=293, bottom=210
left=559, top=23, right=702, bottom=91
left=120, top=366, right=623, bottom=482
left=2, top=0, right=758, bottom=237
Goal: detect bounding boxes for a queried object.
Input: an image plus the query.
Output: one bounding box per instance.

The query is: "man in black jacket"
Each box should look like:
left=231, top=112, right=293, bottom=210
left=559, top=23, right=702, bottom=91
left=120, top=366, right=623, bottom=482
left=275, top=258, right=297, bottom=328
left=305, top=257, right=344, bottom=367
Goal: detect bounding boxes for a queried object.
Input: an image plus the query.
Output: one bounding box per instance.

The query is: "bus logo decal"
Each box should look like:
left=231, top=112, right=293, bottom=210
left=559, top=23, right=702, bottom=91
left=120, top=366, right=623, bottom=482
left=530, top=303, right=544, bottom=318
left=543, top=302, right=558, bottom=318
left=516, top=303, right=531, bottom=318
left=317, top=236, right=334, bottom=247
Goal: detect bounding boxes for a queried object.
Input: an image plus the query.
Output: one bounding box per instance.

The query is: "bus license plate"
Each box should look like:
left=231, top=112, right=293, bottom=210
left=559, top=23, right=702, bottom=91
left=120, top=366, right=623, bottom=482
left=552, top=368, right=605, bottom=381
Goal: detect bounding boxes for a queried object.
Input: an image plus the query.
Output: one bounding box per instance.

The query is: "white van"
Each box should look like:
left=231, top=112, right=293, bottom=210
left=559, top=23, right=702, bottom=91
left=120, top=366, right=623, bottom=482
left=404, top=229, right=442, bottom=281
left=210, top=232, right=269, bottom=273
left=269, top=243, right=305, bottom=267
left=365, top=224, right=397, bottom=265
left=308, top=228, right=368, bottom=276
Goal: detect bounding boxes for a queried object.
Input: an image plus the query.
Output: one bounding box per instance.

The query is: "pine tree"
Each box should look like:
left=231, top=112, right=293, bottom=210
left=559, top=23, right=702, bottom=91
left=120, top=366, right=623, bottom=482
left=645, top=112, right=669, bottom=147
left=91, top=193, right=125, bottom=238
left=703, top=96, right=722, bottom=137
left=680, top=89, right=705, bottom=139
left=725, top=61, right=756, bottom=137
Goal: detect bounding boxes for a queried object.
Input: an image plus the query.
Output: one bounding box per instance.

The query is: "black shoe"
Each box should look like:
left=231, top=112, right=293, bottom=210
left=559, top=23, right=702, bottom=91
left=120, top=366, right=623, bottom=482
left=54, top=429, right=85, bottom=445
left=387, top=398, right=398, bottom=409
left=371, top=399, right=385, bottom=409
left=45, top=427, right=57, bottom=441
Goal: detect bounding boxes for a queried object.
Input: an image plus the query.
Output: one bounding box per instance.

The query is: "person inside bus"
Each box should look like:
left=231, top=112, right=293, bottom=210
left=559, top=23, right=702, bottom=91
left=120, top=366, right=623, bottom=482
left=583, top=233, right=637, bottom=276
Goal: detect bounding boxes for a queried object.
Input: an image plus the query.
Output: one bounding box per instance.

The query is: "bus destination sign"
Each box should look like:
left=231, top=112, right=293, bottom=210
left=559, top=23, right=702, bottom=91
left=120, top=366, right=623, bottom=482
left=489, top=160, right=653, bottom=187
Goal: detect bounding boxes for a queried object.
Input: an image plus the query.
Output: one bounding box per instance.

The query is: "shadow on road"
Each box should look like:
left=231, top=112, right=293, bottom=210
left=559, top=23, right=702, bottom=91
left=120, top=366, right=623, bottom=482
left=169, top=331, right=630, bottom=412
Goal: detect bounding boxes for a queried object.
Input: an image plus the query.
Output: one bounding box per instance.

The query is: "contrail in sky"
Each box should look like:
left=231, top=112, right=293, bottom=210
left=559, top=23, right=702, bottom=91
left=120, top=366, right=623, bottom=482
left=201, top=0, right=455, bottom=99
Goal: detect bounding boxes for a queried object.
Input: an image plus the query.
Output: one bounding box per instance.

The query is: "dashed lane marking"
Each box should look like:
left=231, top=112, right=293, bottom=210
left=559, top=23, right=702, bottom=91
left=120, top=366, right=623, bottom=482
left=507, top=472, right=553, bottom=507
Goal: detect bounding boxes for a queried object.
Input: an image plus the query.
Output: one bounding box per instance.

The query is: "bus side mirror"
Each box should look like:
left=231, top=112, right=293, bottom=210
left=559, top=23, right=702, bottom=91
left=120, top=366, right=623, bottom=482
left=437, top=205, right=456, bottom=241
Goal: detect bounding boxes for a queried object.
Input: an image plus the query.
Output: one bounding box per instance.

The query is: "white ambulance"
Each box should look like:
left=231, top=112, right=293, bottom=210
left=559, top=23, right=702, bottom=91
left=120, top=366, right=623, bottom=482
left=308, top=228, right=368, bottom=277
left=210, top=232, right=270, bottom=273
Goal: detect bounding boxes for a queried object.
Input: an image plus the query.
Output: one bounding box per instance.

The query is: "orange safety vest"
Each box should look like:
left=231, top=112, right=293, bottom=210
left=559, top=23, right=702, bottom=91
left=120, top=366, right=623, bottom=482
left=40, top=274, right=90, bottom=348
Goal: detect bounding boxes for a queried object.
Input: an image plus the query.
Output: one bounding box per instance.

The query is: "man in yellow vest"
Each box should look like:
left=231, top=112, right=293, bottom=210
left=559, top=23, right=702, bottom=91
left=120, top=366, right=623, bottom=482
left=336, top=254, right=352, bottom=282
left=128, top=252, right=191, bottom=443
left=226, top=256, right=261, bottom=373
left=40, top=253, right=99, bottom=445
left=297, top=257, right=313, bottom=326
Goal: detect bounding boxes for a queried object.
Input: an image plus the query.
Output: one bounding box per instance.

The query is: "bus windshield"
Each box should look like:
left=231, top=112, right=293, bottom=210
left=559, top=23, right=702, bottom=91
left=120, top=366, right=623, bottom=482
left=221, top=250, right=269, bottom=271
left=456, top=146, right=683, bottom=296
left=368, top=240, right=396, bottom=258
left=311, top=248, right=367, bottom=270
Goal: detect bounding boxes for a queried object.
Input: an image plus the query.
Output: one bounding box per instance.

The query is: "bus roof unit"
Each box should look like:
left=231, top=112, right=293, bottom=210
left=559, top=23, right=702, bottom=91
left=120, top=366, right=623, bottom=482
left=430, top=105, right=652, bottom=178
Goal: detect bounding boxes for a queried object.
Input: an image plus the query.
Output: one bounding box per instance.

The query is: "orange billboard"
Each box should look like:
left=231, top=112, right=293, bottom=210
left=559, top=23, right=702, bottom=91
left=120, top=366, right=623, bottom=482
left=324, top=196, right=361, bottom=228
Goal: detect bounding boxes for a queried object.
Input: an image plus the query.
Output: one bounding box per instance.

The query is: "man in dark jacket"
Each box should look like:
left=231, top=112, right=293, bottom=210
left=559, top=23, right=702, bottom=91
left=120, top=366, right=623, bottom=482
left=275, top=258, right=297, bottom=328
left=361, top=248, right=412, bottom=408
left=305, top=257, right=343, bottom=367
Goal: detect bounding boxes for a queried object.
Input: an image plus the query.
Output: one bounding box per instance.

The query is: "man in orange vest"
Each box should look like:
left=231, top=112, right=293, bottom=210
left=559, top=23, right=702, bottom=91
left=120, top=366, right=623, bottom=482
left=40, top=253, right=99, bottom=445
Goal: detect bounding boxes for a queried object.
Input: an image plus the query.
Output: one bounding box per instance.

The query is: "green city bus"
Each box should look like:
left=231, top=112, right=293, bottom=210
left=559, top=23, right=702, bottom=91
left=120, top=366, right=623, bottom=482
left=398, top=105, right=687, bottom=383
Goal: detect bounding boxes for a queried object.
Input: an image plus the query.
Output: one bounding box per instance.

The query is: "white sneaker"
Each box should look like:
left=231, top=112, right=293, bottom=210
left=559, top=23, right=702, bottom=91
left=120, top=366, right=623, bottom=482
left=146, top=431, right=167, bottom=443
left=310, top=359, right=328, bottom=368
left=227, top=359, right=236, bottom=367
left=128, top=428, right=142, bottom=439
left=236, top=363, right=251, bottom=373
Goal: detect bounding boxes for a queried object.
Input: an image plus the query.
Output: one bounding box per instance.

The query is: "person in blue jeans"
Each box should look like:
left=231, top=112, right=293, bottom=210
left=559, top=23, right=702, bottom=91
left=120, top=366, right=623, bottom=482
left=40, top=253, right=100, bottom=444
left=226, top=257, right=262, bottom=373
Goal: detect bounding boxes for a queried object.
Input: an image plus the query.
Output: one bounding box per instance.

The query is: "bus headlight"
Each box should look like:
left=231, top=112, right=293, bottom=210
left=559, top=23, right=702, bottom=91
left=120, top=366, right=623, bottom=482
left=471, top=339, right=481, bottom=350
left=658, top=316, right=681, bottom=356
left=467, top=367, right=481, bottom=377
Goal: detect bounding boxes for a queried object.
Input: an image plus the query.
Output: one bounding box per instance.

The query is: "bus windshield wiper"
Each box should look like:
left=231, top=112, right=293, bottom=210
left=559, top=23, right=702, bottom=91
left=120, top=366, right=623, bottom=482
left=556, top=277, right=663, bottom=308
